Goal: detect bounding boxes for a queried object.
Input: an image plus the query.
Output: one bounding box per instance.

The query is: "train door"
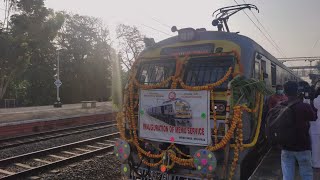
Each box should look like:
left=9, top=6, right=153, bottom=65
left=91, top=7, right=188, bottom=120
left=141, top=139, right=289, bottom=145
left=255, top=53, right=271, bottom=85
left=271, top=63, right=277, bottom=87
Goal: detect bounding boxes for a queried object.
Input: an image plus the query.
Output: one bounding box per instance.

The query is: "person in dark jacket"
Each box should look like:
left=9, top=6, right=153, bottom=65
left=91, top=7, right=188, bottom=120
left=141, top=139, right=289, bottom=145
left=281, top=81, right=315, bottom=180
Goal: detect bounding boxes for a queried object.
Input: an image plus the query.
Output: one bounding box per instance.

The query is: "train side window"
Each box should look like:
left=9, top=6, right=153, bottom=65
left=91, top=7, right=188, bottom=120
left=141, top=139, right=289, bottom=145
left=254, top=61, right=260, bottom=79
left=261, top=60, right=266, bottom=74
left=271, top=64, right=276, bottom=86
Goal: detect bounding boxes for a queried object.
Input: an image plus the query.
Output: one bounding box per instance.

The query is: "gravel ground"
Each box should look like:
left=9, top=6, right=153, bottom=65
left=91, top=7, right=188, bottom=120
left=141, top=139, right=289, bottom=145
left=37, top=153, right=121, bottom=180
left=0, top=126, right=118, bottom=159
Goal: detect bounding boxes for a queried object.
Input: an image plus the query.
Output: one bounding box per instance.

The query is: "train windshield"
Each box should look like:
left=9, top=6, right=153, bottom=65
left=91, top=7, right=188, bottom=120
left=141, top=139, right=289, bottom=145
left=183, top=56, right=235, bottom=89
left=137, top=60, right=175, bottom=86
left=181, top=105, right=190, bottom=111
left=175, top=100, right=190, bottom=111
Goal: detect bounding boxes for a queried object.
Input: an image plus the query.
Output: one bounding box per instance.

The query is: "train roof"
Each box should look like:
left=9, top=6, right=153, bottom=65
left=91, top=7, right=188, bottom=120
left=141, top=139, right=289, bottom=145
left=141, top=30, right=301, bottom=80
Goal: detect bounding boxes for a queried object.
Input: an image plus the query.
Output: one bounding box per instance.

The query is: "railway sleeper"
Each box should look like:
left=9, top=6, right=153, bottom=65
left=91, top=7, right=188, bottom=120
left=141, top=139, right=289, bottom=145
left=33, top=159, right=51, bottom=164
left=61, top=151, right=79, bottom=156
left=48, top=155, right=66, bottom=160
left=86, top=145, right=101, bottom=149
left=14, top=163, right=33, bottom=169
left=0, top=169, right=14, bottom=176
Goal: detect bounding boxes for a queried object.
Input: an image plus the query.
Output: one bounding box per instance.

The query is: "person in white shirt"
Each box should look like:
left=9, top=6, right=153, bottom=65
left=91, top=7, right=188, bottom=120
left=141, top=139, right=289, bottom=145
left=311, top=92, right=320, bottom=168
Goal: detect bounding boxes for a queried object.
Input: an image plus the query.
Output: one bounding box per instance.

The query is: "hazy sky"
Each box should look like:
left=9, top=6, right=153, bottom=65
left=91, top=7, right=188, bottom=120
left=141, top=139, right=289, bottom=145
left=44, top=0, right=320, bottom=60
left=1, top=0, right=320, bottom=59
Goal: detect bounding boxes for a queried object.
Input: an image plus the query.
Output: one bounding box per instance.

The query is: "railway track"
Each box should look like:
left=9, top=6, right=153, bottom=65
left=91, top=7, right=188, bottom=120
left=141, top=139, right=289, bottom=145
left=0, top=132, right=119, bottom=179
left=0, top=121, right=117, bottom=150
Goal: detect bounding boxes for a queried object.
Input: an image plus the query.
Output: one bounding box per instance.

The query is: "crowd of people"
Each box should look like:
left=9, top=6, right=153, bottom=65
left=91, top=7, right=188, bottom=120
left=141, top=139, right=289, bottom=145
left=266, top=81, right=320, bottom=180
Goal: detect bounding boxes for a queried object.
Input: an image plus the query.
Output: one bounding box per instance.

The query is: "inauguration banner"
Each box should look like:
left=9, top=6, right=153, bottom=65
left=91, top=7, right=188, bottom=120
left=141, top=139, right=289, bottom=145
left=139, top=89, right=211, bottom=146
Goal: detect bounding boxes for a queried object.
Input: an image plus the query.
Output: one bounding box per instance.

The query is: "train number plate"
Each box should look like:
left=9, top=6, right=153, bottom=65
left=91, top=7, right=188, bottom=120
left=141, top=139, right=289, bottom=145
left=131, top=168, right=169, bottom=180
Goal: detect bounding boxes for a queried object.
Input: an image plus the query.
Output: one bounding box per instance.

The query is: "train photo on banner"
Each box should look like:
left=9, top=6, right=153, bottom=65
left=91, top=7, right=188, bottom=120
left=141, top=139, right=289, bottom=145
left=114, top=4, right=302, bottom=180
left=146, top=97, right=193, bottom=127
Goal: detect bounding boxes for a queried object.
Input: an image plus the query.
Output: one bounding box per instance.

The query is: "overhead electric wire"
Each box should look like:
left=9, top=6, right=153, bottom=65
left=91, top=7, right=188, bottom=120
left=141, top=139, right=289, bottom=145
left=150, top=17, right=172, bottom=29
left=141, top=24, right=172, bottom=36
left=312, top=39, right=319, bottom=49
left=233, top=0, right=287, bottom=58
left=148, top=17, right=176, bottom=38
left=131, top=10, right=173, bottom=37
left=241, top=0, right=287, bottom=57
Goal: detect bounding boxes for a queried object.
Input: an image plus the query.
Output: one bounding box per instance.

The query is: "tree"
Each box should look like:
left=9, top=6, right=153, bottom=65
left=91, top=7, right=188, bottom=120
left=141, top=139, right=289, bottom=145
left=0, top=30, right=30, bottom=100
left=0, top=1, right=113, bottom=106
left=116, top=24, right=145, bottom=70
left=56, top=13, right=112, bottom=103
left=0, top=0, right=64, bottom=105
left=2, top=0, right=64, bottom=105
left=1, top=0, right=16, bottom=29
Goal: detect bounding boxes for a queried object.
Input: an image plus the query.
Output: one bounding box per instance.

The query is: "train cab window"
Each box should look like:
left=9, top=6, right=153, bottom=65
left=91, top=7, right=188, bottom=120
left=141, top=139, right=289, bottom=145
left=137, top=61, right=175, bottom=86
left=271, top=64, right=276, bottom=86
left=183, top=56, right=234, bottom=89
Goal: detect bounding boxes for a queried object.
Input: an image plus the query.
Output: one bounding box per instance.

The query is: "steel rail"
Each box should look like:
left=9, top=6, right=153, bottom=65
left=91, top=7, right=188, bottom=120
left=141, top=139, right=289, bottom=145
left=0, top=132, right=119, bottom=179
left=0, top=121, right=116, bottom=149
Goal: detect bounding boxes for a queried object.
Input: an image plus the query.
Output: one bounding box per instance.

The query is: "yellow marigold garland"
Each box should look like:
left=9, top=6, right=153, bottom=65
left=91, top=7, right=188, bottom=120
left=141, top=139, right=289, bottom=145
left=162, top=150, right=176, bottom=170
left=138, top=151, right=163, bottom=167
left=168, top=152, right=194, bottom=167
left=172, top=145, right=192, bottom=158
left=228, top=106, right=244, bottom=180
left=177, top=67, right=233, bottom=91
left=115, top=53, right=261, bottom=180
left=171, top=77, right=178, bottom=89
left=207, top=106, right=240, bottom=151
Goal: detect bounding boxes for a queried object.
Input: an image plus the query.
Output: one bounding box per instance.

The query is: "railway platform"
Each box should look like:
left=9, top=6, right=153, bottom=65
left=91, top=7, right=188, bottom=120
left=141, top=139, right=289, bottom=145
left=0, top=102, right=116, bottom=138
left=0, top=102, right=113, bottom=124
left=249, top=148, right=320, bottom=180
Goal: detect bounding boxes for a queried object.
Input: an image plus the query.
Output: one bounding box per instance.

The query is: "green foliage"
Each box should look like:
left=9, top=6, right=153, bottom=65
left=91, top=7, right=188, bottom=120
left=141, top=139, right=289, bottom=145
left=7, top=0, right=63, bottom=105
left=1, top=1, right=145, bottom=107
left=1, top=0, right=113, bottom=106
left=1, top=0, right=62, bottom=105
left=56, top=13, right=112, bottom=104
left=231, top=76, right=274, bottom=107
left=0, top=29, right=30, bottom=100
left=6, top=79, right=30, bottom=105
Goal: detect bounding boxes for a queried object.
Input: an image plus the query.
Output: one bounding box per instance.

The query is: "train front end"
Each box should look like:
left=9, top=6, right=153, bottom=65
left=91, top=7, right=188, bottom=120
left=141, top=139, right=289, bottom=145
left=114, top=28, right=264, bottom=179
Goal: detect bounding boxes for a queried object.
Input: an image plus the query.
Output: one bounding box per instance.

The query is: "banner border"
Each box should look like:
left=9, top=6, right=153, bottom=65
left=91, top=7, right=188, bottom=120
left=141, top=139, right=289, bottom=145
left=138, top=89, right=211, bottom=146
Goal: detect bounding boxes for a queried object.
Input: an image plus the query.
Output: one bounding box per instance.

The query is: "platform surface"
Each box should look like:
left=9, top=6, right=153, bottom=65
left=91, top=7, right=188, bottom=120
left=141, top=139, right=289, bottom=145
left=0, top=102, right=115, bottom=125
left=249, top=148, right=320, bottom=180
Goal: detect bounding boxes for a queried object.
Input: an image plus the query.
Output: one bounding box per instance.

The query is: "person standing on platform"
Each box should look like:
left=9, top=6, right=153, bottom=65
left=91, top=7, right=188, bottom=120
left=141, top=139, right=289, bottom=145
left=268, top=84, right=288, bottom=110
left=281, top=81, right=315, bottom=180
left=310, top=89, right=320, bottom=170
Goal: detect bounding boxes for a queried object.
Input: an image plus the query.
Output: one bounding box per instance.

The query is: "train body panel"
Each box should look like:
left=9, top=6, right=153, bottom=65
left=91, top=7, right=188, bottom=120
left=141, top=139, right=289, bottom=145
left=119, top=28, right=302, bottom=180
left=140, top=31, right=301, bottom=84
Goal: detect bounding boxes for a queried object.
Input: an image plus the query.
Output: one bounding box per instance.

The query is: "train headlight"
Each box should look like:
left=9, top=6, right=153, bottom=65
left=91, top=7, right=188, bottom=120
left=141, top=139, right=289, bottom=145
left=178, top=28, right=197, bottom=41
left=214, top=104, right=226, bottom=112
left=114, top=139, right=130, bottom=162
